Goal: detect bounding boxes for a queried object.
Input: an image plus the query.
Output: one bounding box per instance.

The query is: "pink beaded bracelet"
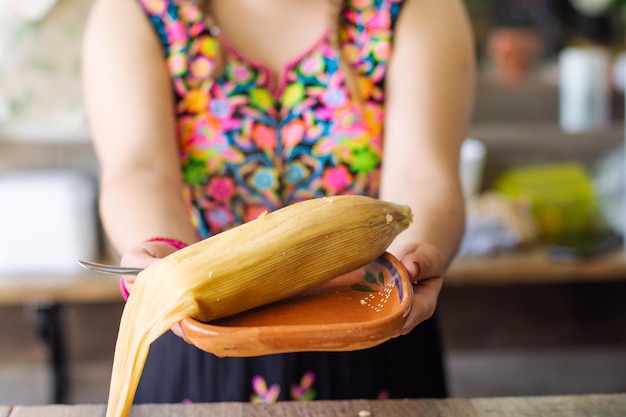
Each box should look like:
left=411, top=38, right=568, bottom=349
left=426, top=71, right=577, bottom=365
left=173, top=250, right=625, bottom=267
left=145, top=236, right=189, bottom=250
left=119, top=237, right=190, bottom=300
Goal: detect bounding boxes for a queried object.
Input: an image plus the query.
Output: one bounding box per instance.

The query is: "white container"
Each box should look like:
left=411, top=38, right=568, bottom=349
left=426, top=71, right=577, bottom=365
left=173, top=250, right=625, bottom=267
left=559, top=46, right=611, bottom=133
left=0, top=170, right=98, bottom=275
left=460, top=138, right=487, bottom=199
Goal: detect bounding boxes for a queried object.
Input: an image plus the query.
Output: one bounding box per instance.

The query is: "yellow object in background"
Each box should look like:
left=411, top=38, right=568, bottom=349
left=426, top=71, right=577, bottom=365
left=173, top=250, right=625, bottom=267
left=494, top=163, right=603, bottom=243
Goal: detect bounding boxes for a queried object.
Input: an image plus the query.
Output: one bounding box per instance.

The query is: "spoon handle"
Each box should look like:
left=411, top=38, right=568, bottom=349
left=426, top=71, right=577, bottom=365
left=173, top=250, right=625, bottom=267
left=77, top=260, right=144, bottom=276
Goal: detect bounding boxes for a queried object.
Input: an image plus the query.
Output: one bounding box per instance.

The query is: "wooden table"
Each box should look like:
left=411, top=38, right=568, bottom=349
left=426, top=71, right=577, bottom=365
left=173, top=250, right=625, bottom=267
left=2, top=247, right=626, bottom=404
left=446, top=246, right=626, bottom=286
left=0, top=271, right=121, bottom=404
left=0, top=272, right=121, bottom=307
left=1, top=394, right=625, bottom=416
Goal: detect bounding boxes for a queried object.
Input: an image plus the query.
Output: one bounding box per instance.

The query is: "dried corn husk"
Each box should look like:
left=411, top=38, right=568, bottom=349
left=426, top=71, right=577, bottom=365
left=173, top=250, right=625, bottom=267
left=106, top=195, right=412, bottom=417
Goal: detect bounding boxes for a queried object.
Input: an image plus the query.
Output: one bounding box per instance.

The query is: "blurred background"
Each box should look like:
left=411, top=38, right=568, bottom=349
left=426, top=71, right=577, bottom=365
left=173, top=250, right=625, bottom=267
left=1, top=0, right=626, bottom=405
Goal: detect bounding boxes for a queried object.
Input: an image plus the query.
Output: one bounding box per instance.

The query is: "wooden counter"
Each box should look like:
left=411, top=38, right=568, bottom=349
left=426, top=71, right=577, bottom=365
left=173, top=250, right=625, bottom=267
left=2, top=394, right=626, bottom=416
left=0, top=269, right=121, bottom=404
left=0, top=272, right=120, bottom=307
left=2, top=247, right=625, bottom=404
left=2, top=245, right=626, bottom=307
left=446, top=247, right=626, bottom=286
left=3, top=247, right=626, bottom=305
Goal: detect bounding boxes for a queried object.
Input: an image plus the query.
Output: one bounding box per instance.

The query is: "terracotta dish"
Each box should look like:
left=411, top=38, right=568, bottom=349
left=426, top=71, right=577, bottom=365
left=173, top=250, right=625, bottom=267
left=180, top=252, right=413, bottom=357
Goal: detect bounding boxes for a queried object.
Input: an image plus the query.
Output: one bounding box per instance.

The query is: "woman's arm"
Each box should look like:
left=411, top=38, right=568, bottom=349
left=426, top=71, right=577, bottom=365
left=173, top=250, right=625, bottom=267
left=82, top=0, right=198, bottom=260
left=381, top=0, right=476, bottom=333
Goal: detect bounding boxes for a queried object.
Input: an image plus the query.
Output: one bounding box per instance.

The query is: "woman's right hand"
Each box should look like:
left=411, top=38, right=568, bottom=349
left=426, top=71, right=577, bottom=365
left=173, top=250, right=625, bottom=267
left=120, top=240, right=191, bottom=341
left=119, top=240, right=180, bottom=294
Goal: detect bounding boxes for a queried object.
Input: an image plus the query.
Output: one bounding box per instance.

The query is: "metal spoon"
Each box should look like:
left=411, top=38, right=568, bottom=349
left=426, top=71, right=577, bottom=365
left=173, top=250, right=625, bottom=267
left=77, top=259, right=144, bottom=276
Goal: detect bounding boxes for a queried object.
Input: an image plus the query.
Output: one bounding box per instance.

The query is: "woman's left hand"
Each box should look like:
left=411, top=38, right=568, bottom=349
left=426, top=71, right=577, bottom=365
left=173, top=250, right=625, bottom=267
left=393, top=242, right=445, bottom=335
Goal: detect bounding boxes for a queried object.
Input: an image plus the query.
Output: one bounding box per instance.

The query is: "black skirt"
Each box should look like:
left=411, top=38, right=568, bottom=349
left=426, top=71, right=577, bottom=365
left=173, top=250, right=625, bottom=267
left=134, top=313, right=447, bottom=403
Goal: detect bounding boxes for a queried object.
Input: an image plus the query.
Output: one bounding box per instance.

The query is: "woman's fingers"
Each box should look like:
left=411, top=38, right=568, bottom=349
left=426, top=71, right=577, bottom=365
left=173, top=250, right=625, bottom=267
left=170, top=323, right=189, bottom=342
left=119, top=241, right=179, bottom=294
left=399, top=275, right=443, bottom=335
left=396, top=243, right=445, bottom=335
left=399, top=243, right=444, bottom=284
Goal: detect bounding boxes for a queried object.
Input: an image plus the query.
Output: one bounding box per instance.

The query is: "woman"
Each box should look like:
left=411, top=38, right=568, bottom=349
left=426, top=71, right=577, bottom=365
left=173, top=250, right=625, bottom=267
left=82, top=0, right=475, bottom=402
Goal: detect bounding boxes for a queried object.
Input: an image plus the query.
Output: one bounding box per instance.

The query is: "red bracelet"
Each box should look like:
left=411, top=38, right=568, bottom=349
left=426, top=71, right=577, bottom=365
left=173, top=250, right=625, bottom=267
left=145, top=236, right=189, bottom=250
left=119, top=237, right=190, bottom=300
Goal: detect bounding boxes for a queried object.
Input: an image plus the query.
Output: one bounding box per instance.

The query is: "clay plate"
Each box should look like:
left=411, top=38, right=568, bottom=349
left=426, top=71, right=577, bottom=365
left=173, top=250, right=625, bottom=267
left=180, top=252, right=413, bottom=357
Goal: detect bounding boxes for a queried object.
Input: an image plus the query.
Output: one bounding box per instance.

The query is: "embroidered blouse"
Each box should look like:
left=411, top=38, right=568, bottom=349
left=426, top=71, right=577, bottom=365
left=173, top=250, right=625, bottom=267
left=139, top=0, right=405, bottom=238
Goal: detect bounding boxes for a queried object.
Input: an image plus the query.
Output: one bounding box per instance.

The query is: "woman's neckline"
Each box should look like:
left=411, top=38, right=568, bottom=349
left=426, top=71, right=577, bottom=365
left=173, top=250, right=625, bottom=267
left=195, top=0, right=336, bottom=98
left=217, top=29, right=331, bottom=97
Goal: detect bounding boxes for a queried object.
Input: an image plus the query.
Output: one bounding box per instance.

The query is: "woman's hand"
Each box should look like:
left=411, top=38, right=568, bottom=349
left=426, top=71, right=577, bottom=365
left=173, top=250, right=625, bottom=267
left=391, top=242, right=445, bottom=335
left=119, top=241, right=179, bottom=291
left=120, top=241, right=189, bottom=340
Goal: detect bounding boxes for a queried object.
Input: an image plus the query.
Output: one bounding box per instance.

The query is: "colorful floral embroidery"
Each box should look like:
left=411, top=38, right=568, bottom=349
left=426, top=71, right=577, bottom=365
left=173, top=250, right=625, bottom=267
left=290, top=371, right=317, bottom=401
left=139, top=0, right=404, bottom=237
left=250, top=375, right=281, bottom=403
left=250, top=372, right=317, bottom=403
